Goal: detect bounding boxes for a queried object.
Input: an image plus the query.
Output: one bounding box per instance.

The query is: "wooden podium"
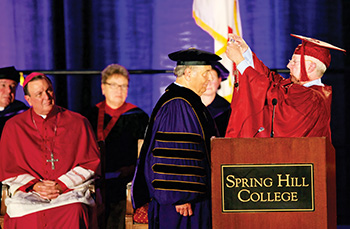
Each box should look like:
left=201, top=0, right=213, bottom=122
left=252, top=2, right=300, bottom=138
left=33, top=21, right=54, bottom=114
left=211, top=137, right=336, bottom=229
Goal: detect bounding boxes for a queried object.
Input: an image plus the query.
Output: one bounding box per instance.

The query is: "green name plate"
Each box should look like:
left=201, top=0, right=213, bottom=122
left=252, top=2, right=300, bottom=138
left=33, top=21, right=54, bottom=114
left=221, top=164, right=314, bottom=212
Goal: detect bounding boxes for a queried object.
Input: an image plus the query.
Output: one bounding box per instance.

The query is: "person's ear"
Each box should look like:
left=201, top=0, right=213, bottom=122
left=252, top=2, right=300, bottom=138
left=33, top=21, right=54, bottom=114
left=216, top=77, right=222, bottom=89
left=101, top=83, right=106, bottom=95
left=306, top=60, right=316, bottom=73
left=184, top=67, right=192, bottom=81
left=24, top=95, right=32, bottom=106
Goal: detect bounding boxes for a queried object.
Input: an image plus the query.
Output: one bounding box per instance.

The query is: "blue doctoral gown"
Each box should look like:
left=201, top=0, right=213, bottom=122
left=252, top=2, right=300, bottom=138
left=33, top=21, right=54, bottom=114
left=132, top=83, right=218, bottom=229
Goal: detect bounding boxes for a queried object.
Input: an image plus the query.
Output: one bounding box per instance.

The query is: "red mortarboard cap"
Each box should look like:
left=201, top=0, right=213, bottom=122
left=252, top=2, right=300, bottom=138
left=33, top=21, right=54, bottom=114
left=23, top=72, right=46, bottom=87
left=291, top=34, right=346, bottom=82
left=0, top=66, right=20, bottom=83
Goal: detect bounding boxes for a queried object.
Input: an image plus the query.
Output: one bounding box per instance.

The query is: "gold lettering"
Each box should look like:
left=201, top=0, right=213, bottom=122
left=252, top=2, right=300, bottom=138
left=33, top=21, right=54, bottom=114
left=260, top=192, right=267, bottom=202
left=250, top=192, right=260, bottom=202
left=293, top=177, right=302, bottom=187
left=281, top=192, right=291, bottom=201
left=267, top=192, right=274, bottom=202
left=250, top=178, right=255, bottom=187
left=264, top=177, right=273, bottom=187
left=226, top=175, right=235, bottom=188
left=242, top=178, right=249, bottom=187
left=237, top=189, right=250, bottom=202
left=274, top=192, right=281, bottom=201
left=277, top=174, right=290, bottom=187
left=254, top=178, right=263, bottom=187
left=226, top=176, right=274, bottom=188
left=302, top=177, right=309, bottom=187
left=291, top=192, right=298, bottom=201
left=235, top=178, right=242, bottom=187
left=237, top=191, right=299, bottom=203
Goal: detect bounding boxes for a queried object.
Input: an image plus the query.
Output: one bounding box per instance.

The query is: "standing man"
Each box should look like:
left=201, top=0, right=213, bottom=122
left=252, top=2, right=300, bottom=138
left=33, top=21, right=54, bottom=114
left=0, top=72, right=100, bottom=228
left=85, top=64, right=149, bottom=229
left=225, top=34, right=346, bottom=139
left=0, top=66, right=28, bottom=136
left=132, top=48, right=219, bottom=229
left=201, top=62, right=231, bottom=137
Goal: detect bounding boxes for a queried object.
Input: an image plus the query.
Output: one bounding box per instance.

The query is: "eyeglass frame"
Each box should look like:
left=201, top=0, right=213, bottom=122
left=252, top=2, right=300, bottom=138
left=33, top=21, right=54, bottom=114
left=103, top=82, right=129, bottom=90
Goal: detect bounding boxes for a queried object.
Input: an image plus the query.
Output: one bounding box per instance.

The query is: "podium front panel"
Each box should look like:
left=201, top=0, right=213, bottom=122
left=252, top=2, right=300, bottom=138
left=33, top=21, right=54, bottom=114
left=211, top=137, right=336, bottom=229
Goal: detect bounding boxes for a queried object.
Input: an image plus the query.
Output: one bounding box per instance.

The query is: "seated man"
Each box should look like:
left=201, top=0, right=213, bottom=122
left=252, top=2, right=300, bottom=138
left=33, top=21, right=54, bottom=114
left=0, top=66, right=28, bottom=212
left=0, top=72, right=100, bottom=228
left=0, top=66, right=28, bottom=136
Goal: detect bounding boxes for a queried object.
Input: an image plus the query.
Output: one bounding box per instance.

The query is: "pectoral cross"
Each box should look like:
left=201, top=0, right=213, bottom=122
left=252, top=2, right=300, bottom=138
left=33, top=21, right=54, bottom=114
left=47, top=152, right=59, bottom=170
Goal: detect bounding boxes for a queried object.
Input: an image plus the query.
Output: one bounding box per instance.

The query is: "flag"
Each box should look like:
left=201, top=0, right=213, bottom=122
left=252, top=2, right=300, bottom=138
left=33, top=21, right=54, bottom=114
left=193, top=0, right=242, bottom=102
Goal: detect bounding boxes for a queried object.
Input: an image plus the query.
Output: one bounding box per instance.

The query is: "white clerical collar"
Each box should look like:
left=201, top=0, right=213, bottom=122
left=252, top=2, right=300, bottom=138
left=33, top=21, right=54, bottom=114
left=303, top=78, right=324, bottom=87
left=0, top=107, right=4, bottom=111
left=174, top=82, right=184, bottom=87
left=37, top=114, right=47, bottom=119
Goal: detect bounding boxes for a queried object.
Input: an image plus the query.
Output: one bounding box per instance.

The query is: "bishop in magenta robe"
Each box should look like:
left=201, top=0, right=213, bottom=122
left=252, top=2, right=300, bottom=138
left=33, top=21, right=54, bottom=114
left=0, top=72, right=100, bottom=228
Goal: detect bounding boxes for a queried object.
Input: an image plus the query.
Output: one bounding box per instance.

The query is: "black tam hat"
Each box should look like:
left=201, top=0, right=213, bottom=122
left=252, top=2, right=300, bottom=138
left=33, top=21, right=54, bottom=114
left=169, top=48, right=221, bottom=65
left=0, top=66, right=20, bottom=83
left=211, top=61, right=229, bottom=81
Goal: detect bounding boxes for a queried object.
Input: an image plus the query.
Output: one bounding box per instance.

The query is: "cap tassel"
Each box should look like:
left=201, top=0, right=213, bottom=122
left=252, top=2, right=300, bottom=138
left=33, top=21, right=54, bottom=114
left=300, top=41, right=309, bottom=82
left=19, top=72, right=24, bottom=86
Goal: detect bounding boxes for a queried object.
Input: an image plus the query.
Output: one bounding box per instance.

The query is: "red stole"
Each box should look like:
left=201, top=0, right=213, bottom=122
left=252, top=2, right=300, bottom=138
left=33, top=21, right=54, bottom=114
left=96, top=101, right=136, bottom=141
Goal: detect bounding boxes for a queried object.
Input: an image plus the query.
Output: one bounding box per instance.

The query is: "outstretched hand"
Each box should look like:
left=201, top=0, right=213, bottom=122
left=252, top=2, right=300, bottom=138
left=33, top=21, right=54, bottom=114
left=226, top=33, right=248, bottom=64
left=228, top=33, right=249, bottom=53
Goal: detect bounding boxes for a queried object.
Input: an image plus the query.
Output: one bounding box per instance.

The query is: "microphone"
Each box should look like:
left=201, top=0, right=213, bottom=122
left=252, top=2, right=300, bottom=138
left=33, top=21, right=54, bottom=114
left=271, top=98, right=277, bottom=137
left=253, top=127, right=265, bottom=137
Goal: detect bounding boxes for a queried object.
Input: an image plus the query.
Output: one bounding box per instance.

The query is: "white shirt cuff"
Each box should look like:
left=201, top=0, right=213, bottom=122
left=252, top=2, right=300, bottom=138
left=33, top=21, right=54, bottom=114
left=237, top=47, right=254, bottom=74
left=237, top=60, right=250, bottom=74
left=243, top=47, right=254, bottom=68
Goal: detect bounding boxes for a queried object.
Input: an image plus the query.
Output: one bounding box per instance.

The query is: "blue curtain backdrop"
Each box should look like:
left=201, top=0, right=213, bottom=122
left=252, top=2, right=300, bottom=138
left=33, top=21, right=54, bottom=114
left=0, top=0, right=349, bottom=225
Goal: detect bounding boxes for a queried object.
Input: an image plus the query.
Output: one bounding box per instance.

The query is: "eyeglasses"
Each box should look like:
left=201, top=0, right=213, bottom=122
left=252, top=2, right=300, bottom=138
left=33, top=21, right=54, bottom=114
left=104, top=82, right=129, bottom=90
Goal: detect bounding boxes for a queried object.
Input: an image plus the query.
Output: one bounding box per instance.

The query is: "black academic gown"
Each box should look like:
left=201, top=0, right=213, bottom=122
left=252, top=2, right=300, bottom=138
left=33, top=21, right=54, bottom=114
left=85, top=105, right=149, bottom=203
left=207, top=94, right=231, bottom=137
left=0, top=100, right=28, bottom=138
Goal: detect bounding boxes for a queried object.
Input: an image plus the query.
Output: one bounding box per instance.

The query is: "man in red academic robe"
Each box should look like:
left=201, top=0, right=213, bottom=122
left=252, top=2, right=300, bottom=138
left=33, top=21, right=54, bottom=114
left=0, top=72, right=100, bottom=228
left=225, top=34, right=346, bottom=140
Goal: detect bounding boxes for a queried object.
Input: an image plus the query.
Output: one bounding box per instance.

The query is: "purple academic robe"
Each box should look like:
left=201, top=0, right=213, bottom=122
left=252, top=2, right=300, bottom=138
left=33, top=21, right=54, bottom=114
left=132, top=83, right=218, bottom=229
